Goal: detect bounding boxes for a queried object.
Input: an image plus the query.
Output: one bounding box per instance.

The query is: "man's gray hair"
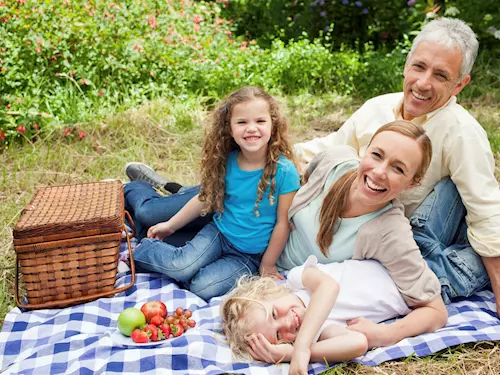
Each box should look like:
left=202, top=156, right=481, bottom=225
left=408, top=18, right=479, bottom=80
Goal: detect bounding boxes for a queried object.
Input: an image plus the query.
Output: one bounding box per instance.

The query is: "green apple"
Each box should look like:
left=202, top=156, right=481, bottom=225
left=117, top=308, right=146, bottom=336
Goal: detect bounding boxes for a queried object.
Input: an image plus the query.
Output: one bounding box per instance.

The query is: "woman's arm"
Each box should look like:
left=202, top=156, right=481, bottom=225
left=259, top=191, right=296, bottom=278
left=347, top=297, right=448, bottom=349
left=147, top=194, right=207, bottom=240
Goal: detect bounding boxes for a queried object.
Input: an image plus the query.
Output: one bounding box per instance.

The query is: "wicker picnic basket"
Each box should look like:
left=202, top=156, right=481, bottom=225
left=12, top=181, right=136, bottom=310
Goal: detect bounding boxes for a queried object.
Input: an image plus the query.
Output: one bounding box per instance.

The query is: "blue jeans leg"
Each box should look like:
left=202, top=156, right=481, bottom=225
left=410, top=177, right=490, bottom=304
left=124, top=181, right=210, bottom=244
left=133, top=222, right=223, bottom=282
left=189, top=236, right=263, bottom=301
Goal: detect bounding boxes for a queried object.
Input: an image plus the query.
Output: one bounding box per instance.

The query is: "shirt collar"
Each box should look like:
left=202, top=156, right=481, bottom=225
left=393, top=95, right=457, bottom=125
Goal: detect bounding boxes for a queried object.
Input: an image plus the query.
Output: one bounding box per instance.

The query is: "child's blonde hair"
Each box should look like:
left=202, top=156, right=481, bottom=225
left=198, top=86, right=295, bottom=216
left=220, top=275, right=291, bottom=360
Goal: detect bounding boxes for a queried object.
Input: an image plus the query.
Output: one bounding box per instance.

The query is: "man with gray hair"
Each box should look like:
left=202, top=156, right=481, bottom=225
left=295, top=18, right=500, bottom=318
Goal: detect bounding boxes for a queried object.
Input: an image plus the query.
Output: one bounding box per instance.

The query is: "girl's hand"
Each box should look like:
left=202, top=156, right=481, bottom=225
left=147, top=221, right=176, bottom=240
left=289, top=345, right=311, bottom=375
left=346, top=317, right=388, bottom=349
left=259, top=264, right=285, bottom=280
left=247, top=333, right=293, bottom=364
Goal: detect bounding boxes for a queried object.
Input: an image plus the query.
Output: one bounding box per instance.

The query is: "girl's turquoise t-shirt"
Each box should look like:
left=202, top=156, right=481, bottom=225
left=214, top=151, right=300, bottom=254
left=278, top=160, right=392, bottom=270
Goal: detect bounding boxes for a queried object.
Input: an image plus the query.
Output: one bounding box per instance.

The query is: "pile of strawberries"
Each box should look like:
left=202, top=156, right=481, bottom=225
left=129, top=301, right=196, bottom=344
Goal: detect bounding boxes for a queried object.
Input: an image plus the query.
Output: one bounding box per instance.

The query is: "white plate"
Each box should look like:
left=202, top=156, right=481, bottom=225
left=110, top=329, right=169, bottom=347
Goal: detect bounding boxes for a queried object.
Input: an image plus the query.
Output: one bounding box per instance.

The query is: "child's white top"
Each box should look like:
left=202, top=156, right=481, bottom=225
left=286, top=255, right=411, bottom=342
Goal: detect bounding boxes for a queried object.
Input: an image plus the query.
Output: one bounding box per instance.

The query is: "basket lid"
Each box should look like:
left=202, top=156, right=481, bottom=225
left=13, top=181, right=124, bottom=245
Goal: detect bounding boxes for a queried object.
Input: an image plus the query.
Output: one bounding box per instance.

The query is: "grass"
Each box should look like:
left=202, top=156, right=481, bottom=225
left=1, top=91, right=500, bottom=373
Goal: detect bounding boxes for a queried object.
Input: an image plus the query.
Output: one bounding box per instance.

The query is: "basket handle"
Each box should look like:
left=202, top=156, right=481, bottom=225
left=124, top=210, right=136, bottom=239
left=15, top=223, right=137, bottom=310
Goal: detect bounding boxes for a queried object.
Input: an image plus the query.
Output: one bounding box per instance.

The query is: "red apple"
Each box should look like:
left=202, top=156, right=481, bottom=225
left=141, top=300, right=167, bottom=323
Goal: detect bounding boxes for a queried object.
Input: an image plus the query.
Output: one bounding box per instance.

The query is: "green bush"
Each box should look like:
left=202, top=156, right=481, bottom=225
left=221, top=0, right=422, bottom=50
left=223, top=0, right=500, bottom=52
left=0, top=0, right=365, bottom=145
left=0, top=0, right=498, bottom=146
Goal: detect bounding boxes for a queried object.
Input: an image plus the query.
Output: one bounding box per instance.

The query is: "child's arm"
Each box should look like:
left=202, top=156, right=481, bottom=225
left=246, top=266, right=339, bottom=371
left=259, top=191, right=296, bottom=279
left=147, top=194, right=207, bottom=240
left=288, top=266, right=339, bottom=374
left=309, top=325, right=367, bottom=363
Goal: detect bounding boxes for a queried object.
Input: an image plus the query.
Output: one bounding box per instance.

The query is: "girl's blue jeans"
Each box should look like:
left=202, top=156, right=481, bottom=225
left=410, top=177, right=490, bottom=304
left=133, top=222, right=262, bottom=301
left=124, top=181, right=210, bottom=246
left=124, top=181, right=261, bottom=300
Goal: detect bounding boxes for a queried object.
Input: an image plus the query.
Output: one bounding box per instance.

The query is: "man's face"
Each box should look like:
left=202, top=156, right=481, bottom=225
left=402, top=41, right=471, bottom=120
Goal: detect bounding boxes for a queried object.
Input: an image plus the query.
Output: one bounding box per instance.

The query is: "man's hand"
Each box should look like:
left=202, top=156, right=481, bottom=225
left=289, top=345, right=311, bottom=375
left=259, top=263, right=285, bottom=280
left=482, top=256, right=500, bottom=316
left=247, top=333, right=293, bottom=363
left=346, top=317, right=389, bottom=349
left=296, top=161, right=308, bottom=176
left=147, top=221, right=176, bottom=240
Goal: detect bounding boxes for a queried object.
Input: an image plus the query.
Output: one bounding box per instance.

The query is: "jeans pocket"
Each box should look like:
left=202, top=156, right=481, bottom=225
left=445, top=248, right=489, bottom=298
left=410, top=189, right=437, bottom=222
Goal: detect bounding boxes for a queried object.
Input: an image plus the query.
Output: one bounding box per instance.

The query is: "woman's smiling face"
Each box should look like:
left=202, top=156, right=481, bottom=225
left=352, top=130, right=423, bottom=210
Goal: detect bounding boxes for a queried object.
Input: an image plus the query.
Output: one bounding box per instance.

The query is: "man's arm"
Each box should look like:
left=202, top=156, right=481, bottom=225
left=482, top=257, right=500, bottom=315
left=446, top=129, right=500, bottom=314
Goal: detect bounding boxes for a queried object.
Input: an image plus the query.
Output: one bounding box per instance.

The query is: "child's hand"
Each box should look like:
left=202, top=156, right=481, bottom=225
left=247, top=333, right=293, bottom=364
left=259, top=264, right=285, bottom=280
left=147, top=221, right=176, bottom=240
left=289, top=345, right=311, bottom=375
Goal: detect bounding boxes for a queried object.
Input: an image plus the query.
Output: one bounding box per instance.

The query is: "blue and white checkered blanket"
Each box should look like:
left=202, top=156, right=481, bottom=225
left=1, top=237, right=499, bottom=375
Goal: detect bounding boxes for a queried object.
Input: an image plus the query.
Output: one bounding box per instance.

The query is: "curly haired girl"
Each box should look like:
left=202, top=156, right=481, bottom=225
left=133, top=86, right=300, bottom=300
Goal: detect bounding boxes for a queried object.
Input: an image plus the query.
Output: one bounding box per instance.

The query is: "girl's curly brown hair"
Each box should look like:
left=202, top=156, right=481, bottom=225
left=198, top=86, right=295, bottom=216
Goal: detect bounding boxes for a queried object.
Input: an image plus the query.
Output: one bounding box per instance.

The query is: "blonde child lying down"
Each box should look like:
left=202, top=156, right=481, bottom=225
left=221, top=255, right=447, bottom=375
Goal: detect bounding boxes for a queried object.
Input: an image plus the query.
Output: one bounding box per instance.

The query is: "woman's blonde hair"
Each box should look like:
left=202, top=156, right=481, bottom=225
left=220, top=275, right=291, bottom=361
left=198, top=86, right=295, bottom=216
left=317, top=120, right=432, bottom=255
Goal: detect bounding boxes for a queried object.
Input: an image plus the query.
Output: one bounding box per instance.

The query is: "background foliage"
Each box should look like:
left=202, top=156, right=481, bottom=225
left=222, top=0, right=500, bottom=50
left=0, top=0, right=499, bottom=146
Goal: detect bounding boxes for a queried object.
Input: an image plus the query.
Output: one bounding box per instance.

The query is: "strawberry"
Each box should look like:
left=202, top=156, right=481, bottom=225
left=144, top=324, right=159, bottom=341
left=131, top=329, right=149, bottom=344
left=159, top=323, right=171, bottom=338
left=170, top=323, right=184, bottom=337
left=150, top=315, right=164, bottom=326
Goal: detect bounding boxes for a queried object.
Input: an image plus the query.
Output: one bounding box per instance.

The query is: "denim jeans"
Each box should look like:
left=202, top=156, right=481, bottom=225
left=410, top=177, right=490, bottom=304
left=124, top=181, right=210, bottom=246
left=133, top=222, right=262, bottom=300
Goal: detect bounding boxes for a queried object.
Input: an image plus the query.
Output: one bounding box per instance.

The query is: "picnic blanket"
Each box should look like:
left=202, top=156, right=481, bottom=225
left=1, top=237, right=500, bottom=375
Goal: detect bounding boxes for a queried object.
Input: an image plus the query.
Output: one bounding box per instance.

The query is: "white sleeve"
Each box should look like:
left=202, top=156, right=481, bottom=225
left=447, top=130, right=500, bottom=256
left=294, top=115, right=360, bottom=163
left=286, top=255, right=319, bottom=290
